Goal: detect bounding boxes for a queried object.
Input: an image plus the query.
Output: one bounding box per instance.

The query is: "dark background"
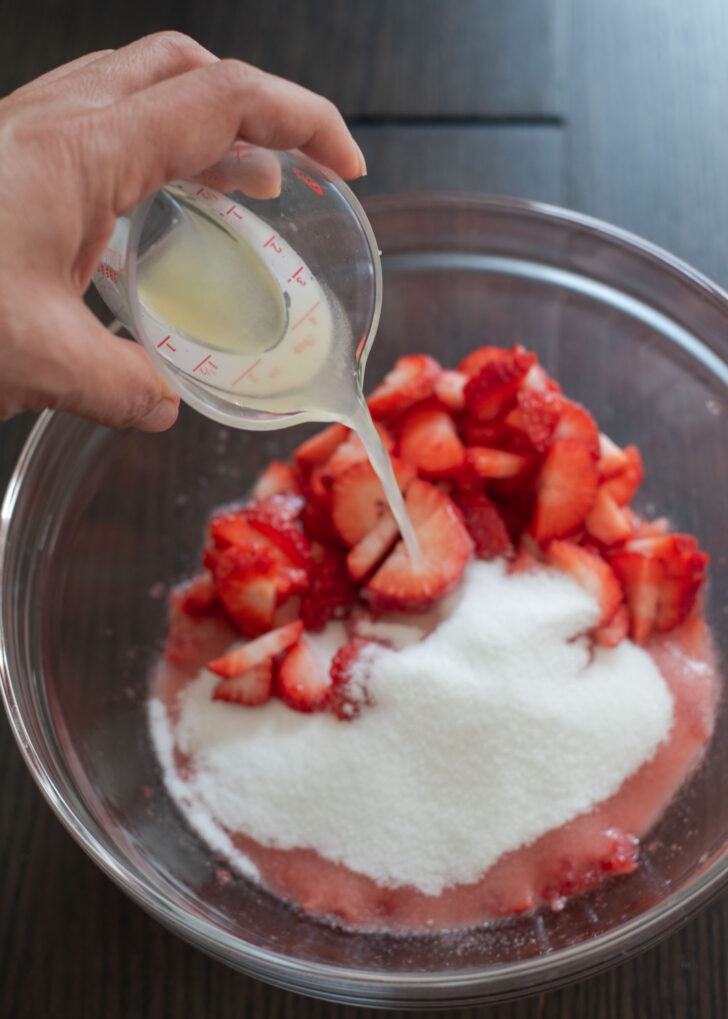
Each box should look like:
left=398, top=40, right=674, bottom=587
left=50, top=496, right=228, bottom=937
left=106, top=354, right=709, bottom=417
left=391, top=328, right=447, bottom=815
left=1, top=1, right=727, bottom=1016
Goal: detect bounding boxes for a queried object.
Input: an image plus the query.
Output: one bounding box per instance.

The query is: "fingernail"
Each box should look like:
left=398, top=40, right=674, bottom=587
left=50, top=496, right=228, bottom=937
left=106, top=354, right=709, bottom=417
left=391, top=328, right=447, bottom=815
left=136, top=397, right=179, bottom=433
left=355, top=143, right=368, bottom=178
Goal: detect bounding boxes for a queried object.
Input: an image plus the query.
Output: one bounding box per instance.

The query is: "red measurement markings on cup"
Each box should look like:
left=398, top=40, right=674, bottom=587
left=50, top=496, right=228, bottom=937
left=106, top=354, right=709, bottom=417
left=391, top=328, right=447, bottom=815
left=287, top=267, right=307, bottom=287
left=264, top=234, right=283, bottom=254
left=195, top=187, right=216, bottom=201
left=232, top=359, right=262, bottom=387
left=192, top=355, right=219, bottom=378
left=157, top=335, right=177, bottom=353
left=291, top=300, right=321, bottom=332
left=225, top=206, right=243, bottom=220
left=293, top=335, right=316, bottom=355
left=292, top=166, right=324, bottom=196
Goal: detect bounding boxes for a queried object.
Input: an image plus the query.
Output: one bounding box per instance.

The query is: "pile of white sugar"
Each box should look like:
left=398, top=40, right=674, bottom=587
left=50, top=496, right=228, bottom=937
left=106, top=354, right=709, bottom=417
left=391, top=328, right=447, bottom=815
left=149, top=560, right=674, bottom=895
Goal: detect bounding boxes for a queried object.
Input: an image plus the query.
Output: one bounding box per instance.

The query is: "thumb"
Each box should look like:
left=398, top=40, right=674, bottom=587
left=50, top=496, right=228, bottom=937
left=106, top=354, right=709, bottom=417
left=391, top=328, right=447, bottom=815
left=37, top=298, right=180, bottom=431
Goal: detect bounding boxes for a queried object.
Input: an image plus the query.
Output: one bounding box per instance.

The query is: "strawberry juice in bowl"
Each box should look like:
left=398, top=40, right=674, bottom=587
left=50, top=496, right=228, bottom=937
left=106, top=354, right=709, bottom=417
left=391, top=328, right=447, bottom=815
left=1, top=195, right=728, bottom=1007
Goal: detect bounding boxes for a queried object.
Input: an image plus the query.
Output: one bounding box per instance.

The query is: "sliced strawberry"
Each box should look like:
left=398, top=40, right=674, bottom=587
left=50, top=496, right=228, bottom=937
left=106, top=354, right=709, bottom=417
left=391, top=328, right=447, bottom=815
left=597, top=433, right=632, bottom=478
left=171, top=573, right=218, bottom=617
left=520, top=361, right=563, bottom=395
left=600, top=446, right=643, bottom=505
left=209, top=511, right=264, bottom=550
left=457, top=345, right=513, bottom=378
left=594, top=603, right=630, bottom=648
left=625, top=533, right=698, bottom=557
left=552, top=400, right=600, bottom=458
left=453, top=491, right=512, bottom=560
left=252, top=460, right=299, bottom=501
left=506, top=387, right=563, bottom=452
left=584, top=486, right=634, bottom=546
left=329, top=639, right=378, bottom=720
left=346, top=511, right=400, bottom=580
left=531, top=438, right=599, bottom=542
left=463, top=346, right=536, bottom=421
left=459, top=418, right=514, bottom=448
left=330, top=457, right=414, bottom=547
left=207, top=620, right=304, bottom=677
left=244, top=493, right=311, bottom=568
left=397, top=404, right=465, bottom=477
left=293, top=423, right=349, bottom=470
left=212, top=661, right=274, bottom=706
left=213, top=546, right=305, bottom=635
left=276, top=638, right=331, bottom=712
left=654, top=547, right=709, bottom=632
left=545, top=540, right=623, bottom=626
left=609, top=552, right=663, bottom=644
left=433, top=369, right=468, bottom=411
left=299, top=544, right=357, bottom=631
left=365, top=479, right=473, bottom=611
left=367, top=354, right=441, bottom=419
left=465, top=446, right=532, bottom=480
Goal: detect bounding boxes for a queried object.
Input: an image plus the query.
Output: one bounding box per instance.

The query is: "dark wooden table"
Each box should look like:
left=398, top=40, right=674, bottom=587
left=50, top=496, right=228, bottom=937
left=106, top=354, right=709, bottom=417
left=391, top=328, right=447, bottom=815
left=1, top=2, right=727, bottom=1016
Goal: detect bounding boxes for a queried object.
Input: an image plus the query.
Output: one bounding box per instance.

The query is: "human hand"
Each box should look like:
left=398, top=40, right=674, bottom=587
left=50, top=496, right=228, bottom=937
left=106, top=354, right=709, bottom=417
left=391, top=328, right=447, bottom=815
left=0, top=32, right=366, bottom=431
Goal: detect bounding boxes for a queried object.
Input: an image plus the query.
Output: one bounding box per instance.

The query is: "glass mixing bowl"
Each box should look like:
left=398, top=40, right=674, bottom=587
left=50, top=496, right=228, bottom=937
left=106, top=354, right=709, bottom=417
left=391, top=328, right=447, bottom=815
left=1, top=195, right=727, bottom=1009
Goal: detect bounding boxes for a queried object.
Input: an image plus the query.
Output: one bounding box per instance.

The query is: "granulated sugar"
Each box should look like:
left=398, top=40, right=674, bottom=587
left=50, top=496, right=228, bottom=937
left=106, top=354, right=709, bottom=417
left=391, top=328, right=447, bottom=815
left=149, top=560, right=674, bottom=895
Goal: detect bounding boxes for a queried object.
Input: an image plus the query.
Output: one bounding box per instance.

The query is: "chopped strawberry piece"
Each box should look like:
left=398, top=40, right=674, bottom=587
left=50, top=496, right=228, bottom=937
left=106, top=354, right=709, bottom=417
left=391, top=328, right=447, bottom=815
left=584, top=487, right=634, bottom=546
left=208, top=511, right=264, bottom=550
left=346, top=511, right=400, bottom=580
left=212, top=661, right=274, bottom=706
left=276, top=638, right=331, bottom=712
left=506, top=387, right=563, bottom=452
left=213, top=546, right=305, bottom=635
left=397, top=404, right=465, bottom=477
left=597, top=433, right=631, bottom=478
left=365, top=479, right=473, bottom=611
left=654, top=547, right=709, bottom=633
left=457, top=345, right=514, bottom=378
left=207, top=621, right=304, bottom=677
left=552, top=400, right=600, bottom=458
left=545, top=540, right=623, bottom=626
left=531, top=438, right=599, bottom=542
left=463, top=346, right=536, bottom=421
left=625, top=533, right=698, bottom=557
left=171, top=573, right=218, bottom=617
left=433, top=369, right=468, bottom=411
left=299, top=544, right=356, bottom=631
left=600, top=446, right=643, bottom=505
left=459, top=418, right=514, bottom=448
left=330, top=458, right=414, bottom=547
left=329, top=639, right=378, bottom=720
left=367, top=354, right=441, bottom=419
left=293, top=423, right=349, bottom=470
left=594, top=603, right=630, bottom=647
left=609, top=552, right=663, bottom=644
left=465, top=446, right=532, bottom=480
left=252, top=460, right=300, bottom=501
left=244, top=493, right=311, bottom=568
left=520, top=361, right=563, bottom=395
left=453, top=491, right=512, bottom=560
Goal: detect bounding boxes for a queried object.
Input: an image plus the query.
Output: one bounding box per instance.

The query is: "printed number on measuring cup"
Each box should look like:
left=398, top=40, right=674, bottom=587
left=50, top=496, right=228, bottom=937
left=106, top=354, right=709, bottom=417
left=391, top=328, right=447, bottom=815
left=293, top=167, right=323, bottom=196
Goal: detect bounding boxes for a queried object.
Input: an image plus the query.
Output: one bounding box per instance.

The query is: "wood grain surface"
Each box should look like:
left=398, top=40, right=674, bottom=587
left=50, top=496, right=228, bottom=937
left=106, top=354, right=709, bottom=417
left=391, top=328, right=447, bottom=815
left=1, top=1, right=727, bottom=1016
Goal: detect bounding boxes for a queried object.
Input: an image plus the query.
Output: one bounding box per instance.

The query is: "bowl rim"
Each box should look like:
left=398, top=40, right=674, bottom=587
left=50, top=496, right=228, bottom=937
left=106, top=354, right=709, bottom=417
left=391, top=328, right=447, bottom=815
left=2, top=192, right=727, bottom=1005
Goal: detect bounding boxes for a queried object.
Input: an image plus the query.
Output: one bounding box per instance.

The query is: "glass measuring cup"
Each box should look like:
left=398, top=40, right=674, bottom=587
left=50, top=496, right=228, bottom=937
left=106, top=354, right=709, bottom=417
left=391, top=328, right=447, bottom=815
left=92, top=145, right=382, bottom=430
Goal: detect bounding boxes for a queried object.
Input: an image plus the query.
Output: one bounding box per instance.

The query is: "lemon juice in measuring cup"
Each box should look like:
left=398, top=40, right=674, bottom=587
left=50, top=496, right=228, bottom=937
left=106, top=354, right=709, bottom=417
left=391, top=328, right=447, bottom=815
left=92, top=145, right=421, bottom=559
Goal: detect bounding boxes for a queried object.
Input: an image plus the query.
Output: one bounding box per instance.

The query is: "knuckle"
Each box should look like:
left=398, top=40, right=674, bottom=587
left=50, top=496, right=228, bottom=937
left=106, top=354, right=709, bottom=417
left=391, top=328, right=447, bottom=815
left=144, top=30, right=209, bottom=67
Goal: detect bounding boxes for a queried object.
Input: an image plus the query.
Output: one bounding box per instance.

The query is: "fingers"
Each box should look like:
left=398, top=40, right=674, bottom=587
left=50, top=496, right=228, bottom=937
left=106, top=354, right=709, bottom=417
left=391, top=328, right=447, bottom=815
left=93, top=58, right=364, bottom=213
left=17, top=298, right=179, bottom=431
left=9, top=51, right=114, bottom=99
left=9, top=32, right=218, bottom=108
